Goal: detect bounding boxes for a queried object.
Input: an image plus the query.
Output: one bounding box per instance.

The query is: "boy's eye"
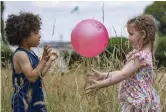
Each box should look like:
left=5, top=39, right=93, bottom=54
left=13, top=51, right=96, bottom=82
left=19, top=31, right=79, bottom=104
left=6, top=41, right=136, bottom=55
left=34, top=30, right=39, bottom=34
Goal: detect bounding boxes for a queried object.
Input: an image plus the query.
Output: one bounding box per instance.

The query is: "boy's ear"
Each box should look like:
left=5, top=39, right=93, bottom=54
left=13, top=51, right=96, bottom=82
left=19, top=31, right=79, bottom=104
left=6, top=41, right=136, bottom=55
left=141, top=30, right=146, bottom=39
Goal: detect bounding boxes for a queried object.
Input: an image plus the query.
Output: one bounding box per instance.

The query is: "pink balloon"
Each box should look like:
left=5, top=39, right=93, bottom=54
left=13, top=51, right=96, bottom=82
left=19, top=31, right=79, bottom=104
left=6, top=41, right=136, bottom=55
left=71, top=19, right=109, bottom=57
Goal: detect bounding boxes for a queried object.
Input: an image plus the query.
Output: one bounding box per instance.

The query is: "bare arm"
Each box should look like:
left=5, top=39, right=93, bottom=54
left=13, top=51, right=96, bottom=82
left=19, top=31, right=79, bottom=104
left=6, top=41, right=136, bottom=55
left=16, top=51, right=47, bottom=83
left=100, top=71, right=119, bottom=79
left=41, top=51, right=58, bottom=77
left=87, top=57, right=145, bottom=89
left=41, top=59, right=54, bottom=77
left=88, top=69, right=119, bottom=81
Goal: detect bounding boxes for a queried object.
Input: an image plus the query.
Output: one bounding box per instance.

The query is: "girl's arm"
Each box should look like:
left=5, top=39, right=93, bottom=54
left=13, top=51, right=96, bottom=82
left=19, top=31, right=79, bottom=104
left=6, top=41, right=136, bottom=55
left=87, top=57, right=146, bottom=89
left=101, top=71, right=119, bottom=79
left=88, top=69, right=119, bottom=81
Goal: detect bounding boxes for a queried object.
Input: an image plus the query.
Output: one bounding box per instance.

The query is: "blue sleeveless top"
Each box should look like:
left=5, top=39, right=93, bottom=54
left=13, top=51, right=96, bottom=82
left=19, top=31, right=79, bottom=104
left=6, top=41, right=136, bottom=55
left=11, top=48, right=47, bottom=112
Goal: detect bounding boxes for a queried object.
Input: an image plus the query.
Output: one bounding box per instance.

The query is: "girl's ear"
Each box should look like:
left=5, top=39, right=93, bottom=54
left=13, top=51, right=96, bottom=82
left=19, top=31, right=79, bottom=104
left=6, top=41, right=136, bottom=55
left=141, top=30, right=146, bottom=39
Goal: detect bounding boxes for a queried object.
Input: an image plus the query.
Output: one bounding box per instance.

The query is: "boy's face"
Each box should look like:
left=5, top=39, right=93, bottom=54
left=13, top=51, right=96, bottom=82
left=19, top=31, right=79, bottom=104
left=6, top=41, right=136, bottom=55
left=26, top=31, right=41, bottom=47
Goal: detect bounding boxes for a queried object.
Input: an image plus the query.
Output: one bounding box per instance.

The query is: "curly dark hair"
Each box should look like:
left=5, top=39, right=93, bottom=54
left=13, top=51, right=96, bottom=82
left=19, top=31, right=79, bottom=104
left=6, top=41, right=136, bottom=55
left=5, top=12, right=42, bottom=46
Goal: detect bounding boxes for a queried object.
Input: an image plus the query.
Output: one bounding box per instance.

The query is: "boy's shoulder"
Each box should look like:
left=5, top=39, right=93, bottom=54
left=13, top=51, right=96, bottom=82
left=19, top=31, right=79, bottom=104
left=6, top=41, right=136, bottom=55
left=14, top=50, right=29, bottom=62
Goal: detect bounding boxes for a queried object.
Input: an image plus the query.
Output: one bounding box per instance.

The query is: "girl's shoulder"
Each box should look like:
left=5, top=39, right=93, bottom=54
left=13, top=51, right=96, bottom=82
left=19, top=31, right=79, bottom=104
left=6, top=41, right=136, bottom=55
left=127, top=49, right=152, bottom=65
left=135, top=50, right=152, bottom=60
left=127, top=49, right=152, bottom=58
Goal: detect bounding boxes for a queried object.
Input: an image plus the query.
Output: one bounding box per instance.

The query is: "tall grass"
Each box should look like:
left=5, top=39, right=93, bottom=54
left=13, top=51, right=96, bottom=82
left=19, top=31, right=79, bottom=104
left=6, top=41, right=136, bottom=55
left=1, top=47, right=166, bottom=112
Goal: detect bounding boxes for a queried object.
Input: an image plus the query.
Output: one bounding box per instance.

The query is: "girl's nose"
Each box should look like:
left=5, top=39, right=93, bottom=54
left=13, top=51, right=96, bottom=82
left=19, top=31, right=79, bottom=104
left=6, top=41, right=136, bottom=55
left=128, top=36, right=131, bottom=40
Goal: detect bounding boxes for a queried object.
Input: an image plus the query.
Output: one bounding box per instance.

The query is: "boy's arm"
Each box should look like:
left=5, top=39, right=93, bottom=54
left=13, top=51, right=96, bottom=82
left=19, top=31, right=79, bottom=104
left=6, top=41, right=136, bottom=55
left=41, top=52, right=58, bottom=77
left=17, top=51, right=47, bottom=83
left=41, top=59, right=54, bottom=77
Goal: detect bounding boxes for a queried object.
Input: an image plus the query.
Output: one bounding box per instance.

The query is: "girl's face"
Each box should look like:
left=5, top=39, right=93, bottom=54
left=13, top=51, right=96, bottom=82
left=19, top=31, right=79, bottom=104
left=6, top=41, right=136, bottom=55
left=26, top=31, right=41, bottom=47
left=127, top=23, right=143, bottom=49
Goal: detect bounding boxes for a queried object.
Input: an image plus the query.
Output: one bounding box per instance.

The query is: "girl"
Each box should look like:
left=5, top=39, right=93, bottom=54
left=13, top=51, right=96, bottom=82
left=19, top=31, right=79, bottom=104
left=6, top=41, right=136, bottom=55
left=85, top=14, right=160, bottom=112
left=5, top=12, right=57, bottom=112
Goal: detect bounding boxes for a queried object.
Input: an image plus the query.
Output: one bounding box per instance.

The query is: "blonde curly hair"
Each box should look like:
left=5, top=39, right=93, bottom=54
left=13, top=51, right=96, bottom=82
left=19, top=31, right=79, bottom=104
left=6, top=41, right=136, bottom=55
left=127, top=14, right=158, bottom=66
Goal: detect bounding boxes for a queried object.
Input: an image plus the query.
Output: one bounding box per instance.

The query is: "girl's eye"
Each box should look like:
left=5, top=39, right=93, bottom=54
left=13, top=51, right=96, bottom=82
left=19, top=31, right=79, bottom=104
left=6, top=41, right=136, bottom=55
left=130, top=33, right=133, bottom=35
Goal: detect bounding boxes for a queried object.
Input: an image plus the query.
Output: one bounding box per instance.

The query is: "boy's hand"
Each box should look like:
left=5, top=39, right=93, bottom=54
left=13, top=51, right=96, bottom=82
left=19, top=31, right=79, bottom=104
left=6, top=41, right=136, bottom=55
left=42, top=45, right=52, bottom=61
left=49, top=51, right=58, bottom=61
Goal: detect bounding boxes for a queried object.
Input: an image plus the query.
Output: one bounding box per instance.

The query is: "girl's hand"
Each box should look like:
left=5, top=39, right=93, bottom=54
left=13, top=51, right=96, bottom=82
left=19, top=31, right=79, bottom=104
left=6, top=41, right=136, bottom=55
left=85, top=69, right=107, bottom=81
left=84, top=69, right=109, bottom=96
left=85, top=79, right=101, bottom=96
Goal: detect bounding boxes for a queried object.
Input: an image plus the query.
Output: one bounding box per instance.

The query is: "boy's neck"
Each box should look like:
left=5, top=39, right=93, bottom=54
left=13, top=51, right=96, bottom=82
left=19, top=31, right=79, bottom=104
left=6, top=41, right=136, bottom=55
left=19, top=43, right=31, bottom=51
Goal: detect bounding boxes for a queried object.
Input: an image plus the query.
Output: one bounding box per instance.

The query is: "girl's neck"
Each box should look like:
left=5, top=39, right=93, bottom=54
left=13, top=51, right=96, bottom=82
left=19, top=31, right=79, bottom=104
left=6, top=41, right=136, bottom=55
left=139, top=42, right=152, bottom=53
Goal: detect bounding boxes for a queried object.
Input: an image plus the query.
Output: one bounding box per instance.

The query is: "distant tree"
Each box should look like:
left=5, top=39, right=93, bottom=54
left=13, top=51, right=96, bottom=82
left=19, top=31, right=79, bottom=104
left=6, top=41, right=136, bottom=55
left=144, top=1, right=166, bottom=35
left=1, top=1, right=8, bottom=44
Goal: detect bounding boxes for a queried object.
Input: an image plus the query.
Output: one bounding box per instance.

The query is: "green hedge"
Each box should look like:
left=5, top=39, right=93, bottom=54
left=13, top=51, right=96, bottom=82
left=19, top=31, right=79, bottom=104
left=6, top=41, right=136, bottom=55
left=1, top=43, right=13, bottom=67
left=155, top=36, right=166, bottom=67
left=68, top=37, right=131, bottom=66
left=105, top=37, right=131, bottom=60
left=68, top=36, right=166, bottom=68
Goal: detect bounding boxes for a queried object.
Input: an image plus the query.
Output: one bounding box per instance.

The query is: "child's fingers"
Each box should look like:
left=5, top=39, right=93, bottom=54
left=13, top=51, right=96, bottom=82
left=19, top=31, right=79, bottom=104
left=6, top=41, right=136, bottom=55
left=92, top=68, right=97, bottom=72
left=86, top=89, right=93, bottom=96
left=85, top=73, right=94, bottom=77
left=92, top=69, right=99, bottom=73
left=47, top=48, right=52, bottom=54
left=85, top=85, right=94, bottom=91
left=84, top=73, right=96, bottom=81
left=87, top=90, right=94, bottom=96
left=44, top=45, right=51, bottom=53
left=51, top=51, right=58, bottom=59
left=92, top=69, right=101, bottom=76
left=45, top=55, right=50, bottom=60
left=88, top=79, right=99, bottom=84
left=86, top=88, right=98, bottom=96
left=44, top=45, right=51, bottom=51
left=44, top=45, right=48, bottom=49
left=52, top=52, right=57, bottom=56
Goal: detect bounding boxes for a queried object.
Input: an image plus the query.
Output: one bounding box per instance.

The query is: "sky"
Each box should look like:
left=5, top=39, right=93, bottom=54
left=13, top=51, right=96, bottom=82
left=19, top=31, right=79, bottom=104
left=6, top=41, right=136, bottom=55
left=3, top=1, right=153, bottom=42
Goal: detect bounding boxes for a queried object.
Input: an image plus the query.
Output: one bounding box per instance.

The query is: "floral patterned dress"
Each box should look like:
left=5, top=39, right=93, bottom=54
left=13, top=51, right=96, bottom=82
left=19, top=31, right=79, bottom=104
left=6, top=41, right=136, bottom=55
left=119, top=50, right=160, bottom=112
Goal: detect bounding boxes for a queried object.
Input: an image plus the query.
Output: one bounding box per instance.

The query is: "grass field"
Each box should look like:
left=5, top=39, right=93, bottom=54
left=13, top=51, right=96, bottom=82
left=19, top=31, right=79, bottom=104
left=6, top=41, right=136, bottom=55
left=1, top=53, right=166, bottom=112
